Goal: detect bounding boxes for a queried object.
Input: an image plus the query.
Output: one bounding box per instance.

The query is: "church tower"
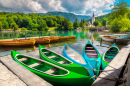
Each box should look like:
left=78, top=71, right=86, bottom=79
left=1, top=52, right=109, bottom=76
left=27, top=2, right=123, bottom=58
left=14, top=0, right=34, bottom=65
left=92, top=13, right=95, bottom=24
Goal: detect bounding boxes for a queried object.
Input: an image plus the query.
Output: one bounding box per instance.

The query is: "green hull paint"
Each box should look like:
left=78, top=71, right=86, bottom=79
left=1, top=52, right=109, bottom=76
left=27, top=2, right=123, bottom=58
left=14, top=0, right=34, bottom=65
left=102, top=44, right=120, bottom=70
left=39, top=45, right=92, bottom=77
left=11, top=51, right=94, bottom=86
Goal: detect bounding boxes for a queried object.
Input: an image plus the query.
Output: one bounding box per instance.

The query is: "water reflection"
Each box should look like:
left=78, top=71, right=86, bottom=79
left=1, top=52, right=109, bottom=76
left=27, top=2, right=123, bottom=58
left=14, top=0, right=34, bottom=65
left=0, top=30, right=128, bottom=57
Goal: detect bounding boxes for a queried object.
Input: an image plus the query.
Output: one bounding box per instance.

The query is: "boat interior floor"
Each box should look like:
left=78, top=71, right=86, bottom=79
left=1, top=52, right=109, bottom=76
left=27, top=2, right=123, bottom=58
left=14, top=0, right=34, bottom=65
left=85, top=46, right=98, bottom=58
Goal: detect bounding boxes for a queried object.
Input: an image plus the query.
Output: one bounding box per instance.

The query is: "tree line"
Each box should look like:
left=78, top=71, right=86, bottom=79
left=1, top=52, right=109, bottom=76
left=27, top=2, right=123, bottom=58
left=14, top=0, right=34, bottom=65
left=0, top=12, right=73, bottom=31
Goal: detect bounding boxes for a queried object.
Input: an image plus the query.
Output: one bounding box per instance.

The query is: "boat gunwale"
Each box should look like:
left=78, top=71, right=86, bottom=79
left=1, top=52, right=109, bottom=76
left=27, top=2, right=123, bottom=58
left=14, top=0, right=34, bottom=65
left=64, top=44, right=87, bottom=65
left=84, top=42, right=100, bottom=60
left=14, top=54, right=69, bottom=76
left=102, top=45, right=120, bottom=63
left=40, top=47, right=73, bottom=65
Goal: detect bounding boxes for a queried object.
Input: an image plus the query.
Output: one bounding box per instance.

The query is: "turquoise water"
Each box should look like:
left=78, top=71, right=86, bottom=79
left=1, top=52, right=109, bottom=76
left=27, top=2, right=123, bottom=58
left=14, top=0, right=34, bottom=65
left=0, top=30, right=128, bottom=57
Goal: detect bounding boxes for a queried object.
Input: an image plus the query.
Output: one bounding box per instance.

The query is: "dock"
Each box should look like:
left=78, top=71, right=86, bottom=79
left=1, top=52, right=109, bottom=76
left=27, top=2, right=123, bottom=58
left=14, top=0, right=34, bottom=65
left=92, top=44, right=130, bottom=86
left=0, top=56, right=52, bottom=86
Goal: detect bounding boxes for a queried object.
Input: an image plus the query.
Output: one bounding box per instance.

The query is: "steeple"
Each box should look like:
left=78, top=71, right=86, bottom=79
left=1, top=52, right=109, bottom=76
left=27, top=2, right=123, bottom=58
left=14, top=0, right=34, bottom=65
left=92, top=12, right=95, bottom=24
left=92, top=12, right=94, bottom=17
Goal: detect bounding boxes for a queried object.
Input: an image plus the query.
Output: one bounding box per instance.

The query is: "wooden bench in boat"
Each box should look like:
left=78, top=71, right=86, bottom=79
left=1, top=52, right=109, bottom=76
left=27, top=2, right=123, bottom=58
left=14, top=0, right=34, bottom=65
left=106, top=54, right=116, bottom=56
left=86, top=53, right=98, bottom=56
left=44, top=67, right=58, bottom=74
left=85, top=50, right=96, bottom=53
left=43, top=51, right=51, bottom=54
left=85, top=47, right=94, bottom=49
left=109, top=50, right=118, bottom=52
left=29, top=62, right=42, bottom=68
left=19, top=58, right=28, bottom=62
left=48, top=55, right=59, bottom=59
left=58, top=60, right=68, bottom=64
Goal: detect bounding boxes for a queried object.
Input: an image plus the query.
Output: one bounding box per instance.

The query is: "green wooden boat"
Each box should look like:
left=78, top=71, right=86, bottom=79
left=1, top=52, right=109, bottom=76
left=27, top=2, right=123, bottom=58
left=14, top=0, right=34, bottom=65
left=39, top=45, right=93, bottom=77
left=102, top=43, right=120, bottom=70
left=11, top=51, right=94, bottom=86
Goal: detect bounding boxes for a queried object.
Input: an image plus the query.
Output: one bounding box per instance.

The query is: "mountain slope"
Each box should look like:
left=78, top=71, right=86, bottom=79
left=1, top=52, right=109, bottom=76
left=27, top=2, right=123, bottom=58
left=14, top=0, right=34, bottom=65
left=37, top=12, right=91, bottom=23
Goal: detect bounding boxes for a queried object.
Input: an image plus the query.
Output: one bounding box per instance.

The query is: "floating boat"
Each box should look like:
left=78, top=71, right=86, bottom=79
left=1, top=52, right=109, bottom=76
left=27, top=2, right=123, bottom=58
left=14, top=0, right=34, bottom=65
left=116, top=37, right=130, bottom=44
left=102, top=35, right=117, bottom=42
left=68, top=35, right=76, bottom=39
left=39, top=45, right=93, bottom=77
left=0, top=40, right=35, bottom=46
left=31, top=38, right=50, bottom=44
left=11, top=51, right=94, bottom=86
left=63, top=43, right=95, bottom=79
left=102, top=43, right=120, bottom=70
left=58, top=36, right=69, bottom=41
left=83, top=40, right=101, bottom=76
left=43, top=36, right=59, bottom=43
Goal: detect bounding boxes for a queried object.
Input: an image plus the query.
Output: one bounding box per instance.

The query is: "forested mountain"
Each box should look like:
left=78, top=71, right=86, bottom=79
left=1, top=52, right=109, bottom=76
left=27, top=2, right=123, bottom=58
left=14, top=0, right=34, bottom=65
left=0, top=12, right=73, bottom=31
left=37, top=12, right=91, bottom=23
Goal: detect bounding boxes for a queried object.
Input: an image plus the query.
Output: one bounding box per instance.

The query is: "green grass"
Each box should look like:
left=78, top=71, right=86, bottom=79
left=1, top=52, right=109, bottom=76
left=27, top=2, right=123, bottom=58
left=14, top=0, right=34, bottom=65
left=48, top=27, right=57, bottom=30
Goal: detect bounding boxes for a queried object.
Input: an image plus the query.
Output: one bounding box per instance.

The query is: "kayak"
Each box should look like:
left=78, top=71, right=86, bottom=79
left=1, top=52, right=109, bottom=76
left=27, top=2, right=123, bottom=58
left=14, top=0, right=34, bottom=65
left=102, top=43, right=120, bottom=70
left=0, top=40, right=35, bottom=46
left=102, top=35, right=117, bottom=42
left=83, top=40, right=101, bottom=76
left=11, top=51, right=94, bottom=86
left=39, top=45, right=93, bottom=77
left=63, top=43, right=95, bottom=79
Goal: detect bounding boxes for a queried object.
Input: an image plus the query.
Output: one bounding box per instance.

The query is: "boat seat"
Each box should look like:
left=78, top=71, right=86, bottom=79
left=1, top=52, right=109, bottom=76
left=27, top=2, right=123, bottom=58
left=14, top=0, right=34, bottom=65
left=87, top=55, right=98, bottom=58
left=85, top=47, right=94, bottom=49
left=106, top=54, right=116, bottom=56
left=48, top=55, right=59, bottom=59
left=43, top=51, right=51, bottom=54
left=109, top=50, right=118, bottom=52
left=45, top=67, right=58, bottom=74
left=86, top=53, right=97, bottom=56
left=58, top=60, right=68, bottom=64
left=28, top=62, right=43, bottom=68
left=85, top=50, right=96, bottom=53
left=19, top=58, right=28, bottom=62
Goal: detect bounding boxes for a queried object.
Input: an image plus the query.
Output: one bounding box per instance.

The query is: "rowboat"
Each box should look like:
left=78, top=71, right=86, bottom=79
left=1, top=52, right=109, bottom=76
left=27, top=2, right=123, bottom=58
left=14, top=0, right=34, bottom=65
left=58, top=36, right=69, bottom=41
left=11, top=51, right=94, bottom=86
left=39, top=45, right=94, bottom=77
left=116, top=37, right=130, bottom=44
left=31, top=38, right=50, bottom=44
left=0, top=40, right=35, bottom=46
left=102, top=35, right=117, bottom=42
left=102, top=43, right=120, bottom=70
left=63, top=43, right=95, bottom=79
left=43, top=36, right=59, bottom=43
left=83, top=40, right=101, bottom=76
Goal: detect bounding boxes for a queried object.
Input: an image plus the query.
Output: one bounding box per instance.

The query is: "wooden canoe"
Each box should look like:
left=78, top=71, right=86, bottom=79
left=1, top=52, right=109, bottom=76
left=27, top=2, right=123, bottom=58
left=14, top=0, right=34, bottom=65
left=63, top=43, right=95, bottom=79
left=68, top=35, right=76, bottom=39
left=42, top=36, right=59, bottom=43
left=83, top=40, right=101, bottom=76
left=58, top=36, right=69, bottom=41
left=0, top=40, right=35, bottom=46
left=11, top=51, right=94, bottom=86
left=102, top=35, right=117, bottom=42
left=102, top=43, right=120, bottom=70
left=30, top=38, right=50, bottom=44
left=39, top=45, right=94, bottom=77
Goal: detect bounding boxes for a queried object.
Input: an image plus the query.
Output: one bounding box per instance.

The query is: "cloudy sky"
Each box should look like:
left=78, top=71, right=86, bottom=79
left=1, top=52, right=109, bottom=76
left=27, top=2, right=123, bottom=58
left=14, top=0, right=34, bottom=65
left=0, top=0, right=129, bottom=16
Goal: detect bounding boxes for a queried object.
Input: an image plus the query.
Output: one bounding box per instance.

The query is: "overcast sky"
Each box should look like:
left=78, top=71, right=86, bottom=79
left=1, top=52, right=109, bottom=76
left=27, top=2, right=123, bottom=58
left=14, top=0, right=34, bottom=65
left=0, top=0, right=129, bottom=16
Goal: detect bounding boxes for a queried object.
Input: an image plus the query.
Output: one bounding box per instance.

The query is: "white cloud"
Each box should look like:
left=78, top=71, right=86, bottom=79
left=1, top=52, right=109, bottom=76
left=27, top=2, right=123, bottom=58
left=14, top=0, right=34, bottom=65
left=0, top=0, right=116, bottom=16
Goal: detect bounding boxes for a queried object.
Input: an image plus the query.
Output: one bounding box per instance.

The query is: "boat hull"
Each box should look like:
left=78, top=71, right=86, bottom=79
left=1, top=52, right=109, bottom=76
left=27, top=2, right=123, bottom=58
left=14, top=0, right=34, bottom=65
left=0, top=40, right=35, bottom=46
left=39, top=45, right=92, bottom=77
left=11, top=51, right=94, bottom=86
left=102, top=43, right=120, bottom=70
left=83, top=40, right=101, bottom=76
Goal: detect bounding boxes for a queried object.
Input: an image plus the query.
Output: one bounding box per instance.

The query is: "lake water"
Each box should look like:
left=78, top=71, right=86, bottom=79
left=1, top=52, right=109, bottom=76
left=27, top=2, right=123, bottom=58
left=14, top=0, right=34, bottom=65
left=0, top=30, right=127, bottom=58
